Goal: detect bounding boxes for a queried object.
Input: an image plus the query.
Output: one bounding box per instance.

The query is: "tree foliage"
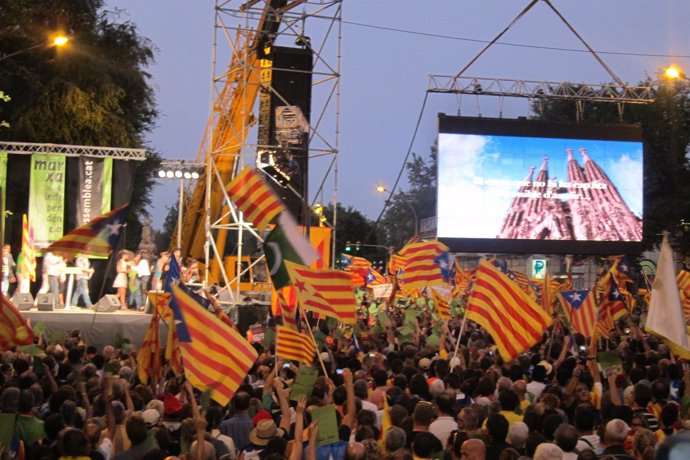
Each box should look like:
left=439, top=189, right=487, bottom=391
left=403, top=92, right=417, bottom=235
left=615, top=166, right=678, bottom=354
left=378, top=146, right=438, bottom=250
left=317, top=203, right=383, bottom=263
left=154, top=202, right=179, bottom=253
left=533, top=79, right=690, bottom=253
left=0, top=0, right=160, bottom=248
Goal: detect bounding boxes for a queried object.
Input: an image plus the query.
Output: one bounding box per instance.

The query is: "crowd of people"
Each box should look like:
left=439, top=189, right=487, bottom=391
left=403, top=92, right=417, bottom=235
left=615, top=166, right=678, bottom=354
left=2, top=287, right=690, bottom=460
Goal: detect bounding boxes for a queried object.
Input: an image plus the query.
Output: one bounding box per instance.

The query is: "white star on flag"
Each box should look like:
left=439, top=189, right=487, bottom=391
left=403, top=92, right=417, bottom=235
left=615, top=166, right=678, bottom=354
left=570, top=292, right=582, bottom=302
left=108, top=220, right=123, bottom=236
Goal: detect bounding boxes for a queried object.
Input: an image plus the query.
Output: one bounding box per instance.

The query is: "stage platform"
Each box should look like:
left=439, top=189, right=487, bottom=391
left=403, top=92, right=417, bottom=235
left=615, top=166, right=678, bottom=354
left=21, top=308, right=167, bottom=351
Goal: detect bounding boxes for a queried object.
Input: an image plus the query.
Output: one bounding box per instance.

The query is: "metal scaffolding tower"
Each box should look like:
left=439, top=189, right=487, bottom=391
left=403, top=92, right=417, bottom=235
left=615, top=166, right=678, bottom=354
left=181, top=0, right=342, bottom=304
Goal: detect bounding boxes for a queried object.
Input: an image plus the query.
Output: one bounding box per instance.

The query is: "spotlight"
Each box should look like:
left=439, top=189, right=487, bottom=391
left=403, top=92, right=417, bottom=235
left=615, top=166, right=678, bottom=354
left=183, top=172, right=192, bottom=179
left=158, top=171, right=166, bottom=178
left=295, top=35, right=311, bottom=48
left=166, top=171, right=174, bottom=179
left=191, top=172, right=200, bottom=179
left=174, top=171, right=183, bottom=178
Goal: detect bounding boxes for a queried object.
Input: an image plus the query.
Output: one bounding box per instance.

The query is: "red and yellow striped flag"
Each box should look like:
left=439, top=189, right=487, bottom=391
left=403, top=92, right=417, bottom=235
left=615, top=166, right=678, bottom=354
left=398, top=240, right=448, bottom=292
left=594, top=302, right=617, bottom=339
left=272, top=285, right=299, bottom=330
left=677, top=269, right=690, bottom=321
left=169, top=284, right=257, bottom=405
left=388, top=253, right=408, bottom=276
left=559, top=290, right=597, bottom=338
left=466, top=260, right=552, bottom=362
left=284, top=261, right=357, bottom=324
left=275, top=326, right=316, bottom=365
left=147, top=291, right=182, bottom=375
left=430, top=286, right=452, bottom=320
left=0, top=295, right=34, bottom=350
left=539, top=271, right=559, bottom=316
left=137, top=311, right=161, bottom=384
left=226, top=166, right=286, bottom=231
left=20, top=214, right=36, bottom=282
left=47, top=204, right=129, bottom=258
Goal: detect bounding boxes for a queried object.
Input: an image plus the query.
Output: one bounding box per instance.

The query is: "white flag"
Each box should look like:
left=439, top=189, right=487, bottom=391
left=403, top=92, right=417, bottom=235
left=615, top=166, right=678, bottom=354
left=646, top=233, right=690, bottom=353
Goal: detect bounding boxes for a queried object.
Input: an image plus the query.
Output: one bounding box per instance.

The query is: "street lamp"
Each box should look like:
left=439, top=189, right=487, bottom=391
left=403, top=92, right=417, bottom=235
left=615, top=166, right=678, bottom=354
left=375, top=185, right=418, bottom=235
left=158, top=161, right=202, bottom=249
left=0, top=34, right=69, bottom=62
left=663, top=65, right=689, bottom=82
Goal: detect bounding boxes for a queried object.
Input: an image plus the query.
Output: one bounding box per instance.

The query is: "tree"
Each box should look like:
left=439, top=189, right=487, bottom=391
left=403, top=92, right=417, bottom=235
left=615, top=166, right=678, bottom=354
left=154, top=202, right=179, bottom=253
left=317, top=203, right=383, bottom=264
left=378, top=146, right=438, bottom=249
left=0, top=0, right=160, bottom=248
left=533, top=79, right=690, bottom=253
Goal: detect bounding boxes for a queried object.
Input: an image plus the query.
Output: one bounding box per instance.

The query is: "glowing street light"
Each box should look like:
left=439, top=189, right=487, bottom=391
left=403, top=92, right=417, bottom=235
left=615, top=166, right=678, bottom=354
left=52, top=35, right=69, bottom=47
left=664, top=65, right=688, bottom=81
left=375, top=185, right=418, bottom=235
left=0, top=33, right=70, bottom=62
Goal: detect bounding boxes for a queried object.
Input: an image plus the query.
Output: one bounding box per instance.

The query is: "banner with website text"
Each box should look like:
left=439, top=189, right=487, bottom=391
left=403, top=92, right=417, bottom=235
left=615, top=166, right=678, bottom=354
left=76, top=156, right=112, bottom=226
left=29, top=154, right=66, bottom=249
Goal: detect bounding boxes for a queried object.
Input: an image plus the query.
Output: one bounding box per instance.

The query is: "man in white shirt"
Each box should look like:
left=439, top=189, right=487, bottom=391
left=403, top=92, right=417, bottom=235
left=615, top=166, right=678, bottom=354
left=526, top=361, right=552, bottom=403
left=43, top=252, right=65, bottom=305
left=134, top=251, right=151, bottom=311
left=1, top=244, right=16, bottom=296
left=429, top=393, right=458, bottom=446
left=71, top=254, right=94, bottom=308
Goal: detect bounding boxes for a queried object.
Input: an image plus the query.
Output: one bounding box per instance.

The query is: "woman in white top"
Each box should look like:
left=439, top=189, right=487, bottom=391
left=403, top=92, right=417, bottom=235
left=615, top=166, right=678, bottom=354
left=113, top=252, right=130, bottom=309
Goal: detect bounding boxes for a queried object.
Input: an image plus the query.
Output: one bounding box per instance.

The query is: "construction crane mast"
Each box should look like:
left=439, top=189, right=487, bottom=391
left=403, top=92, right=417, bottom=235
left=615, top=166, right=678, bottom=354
left=180, top=0, right=342, bottom=302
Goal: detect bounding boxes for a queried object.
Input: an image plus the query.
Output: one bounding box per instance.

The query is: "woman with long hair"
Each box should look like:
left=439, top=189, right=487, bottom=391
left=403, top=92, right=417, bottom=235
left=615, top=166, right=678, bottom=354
left=113, top=252, right=130, bottom=310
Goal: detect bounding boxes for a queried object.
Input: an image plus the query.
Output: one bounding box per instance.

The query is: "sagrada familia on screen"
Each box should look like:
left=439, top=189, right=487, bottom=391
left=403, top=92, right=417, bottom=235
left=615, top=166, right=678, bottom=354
left=497, top=148, right=642, bottom=241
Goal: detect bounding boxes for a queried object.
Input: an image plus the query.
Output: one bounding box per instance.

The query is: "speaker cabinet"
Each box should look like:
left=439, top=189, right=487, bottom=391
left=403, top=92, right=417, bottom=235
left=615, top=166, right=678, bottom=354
left=37, top=293, right=57, bottom=311
left=237, top=303, right=269, bottom=337
left=257, top=46, right=312, bottom=225
left=95, top=295, right=121, bottom=313
left=11, top=293, right=34, bottom=311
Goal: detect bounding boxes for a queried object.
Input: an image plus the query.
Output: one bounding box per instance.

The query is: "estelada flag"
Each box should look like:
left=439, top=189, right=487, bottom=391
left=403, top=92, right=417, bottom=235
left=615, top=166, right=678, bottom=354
left=398, top=240, right=449, bottom=292
left=275, top=326, right=316, bottom=365
left=47, top=204, right=129, bottom=258
left=169, top=284, right=257, bottom=406
left=284, top=260, right=357, bottom=324
left=466, top=260, right=552, bottom=362
left=0, top=295, right=34, bottom=350
left=226, top=167, right=286, bottom=231
left=559, top=290, right=597, bottom=338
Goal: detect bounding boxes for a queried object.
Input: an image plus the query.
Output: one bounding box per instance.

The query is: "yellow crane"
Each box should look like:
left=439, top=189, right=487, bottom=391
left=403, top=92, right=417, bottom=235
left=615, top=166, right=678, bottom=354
left=180, top=0, right=307, bottom=287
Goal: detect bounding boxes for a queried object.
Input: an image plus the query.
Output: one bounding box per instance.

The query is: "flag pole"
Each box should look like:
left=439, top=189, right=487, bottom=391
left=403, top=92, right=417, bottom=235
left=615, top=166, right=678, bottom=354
left=453, top=313, right=468, bottom=359
left=299, top=308, right=329, bottom=376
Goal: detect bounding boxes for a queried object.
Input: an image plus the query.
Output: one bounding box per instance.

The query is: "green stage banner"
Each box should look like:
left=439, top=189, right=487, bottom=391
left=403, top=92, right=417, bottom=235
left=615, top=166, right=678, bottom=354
left=0, top=151, right=6, bottom=242
left=29, top=154, right=66, bottom=249
left=77, top=156, right=112, bottom=225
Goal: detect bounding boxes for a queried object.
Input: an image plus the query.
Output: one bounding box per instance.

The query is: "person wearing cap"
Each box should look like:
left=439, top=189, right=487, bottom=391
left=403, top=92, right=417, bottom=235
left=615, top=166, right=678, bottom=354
left=236, top=368, right=294, bottom=460
left=526, top=360, right=552, bottom=403
left=240, top=418, right=286, bottom=460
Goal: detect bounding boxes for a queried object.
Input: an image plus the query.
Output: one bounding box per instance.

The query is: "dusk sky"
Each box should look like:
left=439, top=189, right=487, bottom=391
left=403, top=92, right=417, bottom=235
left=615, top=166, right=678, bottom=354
left=105, top=0, right=690, bottom=229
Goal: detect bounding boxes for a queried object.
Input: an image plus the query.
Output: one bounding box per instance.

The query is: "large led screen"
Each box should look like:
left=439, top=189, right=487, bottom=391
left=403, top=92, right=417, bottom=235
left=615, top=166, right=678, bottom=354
left=437, top=115, right=644, bottom=254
